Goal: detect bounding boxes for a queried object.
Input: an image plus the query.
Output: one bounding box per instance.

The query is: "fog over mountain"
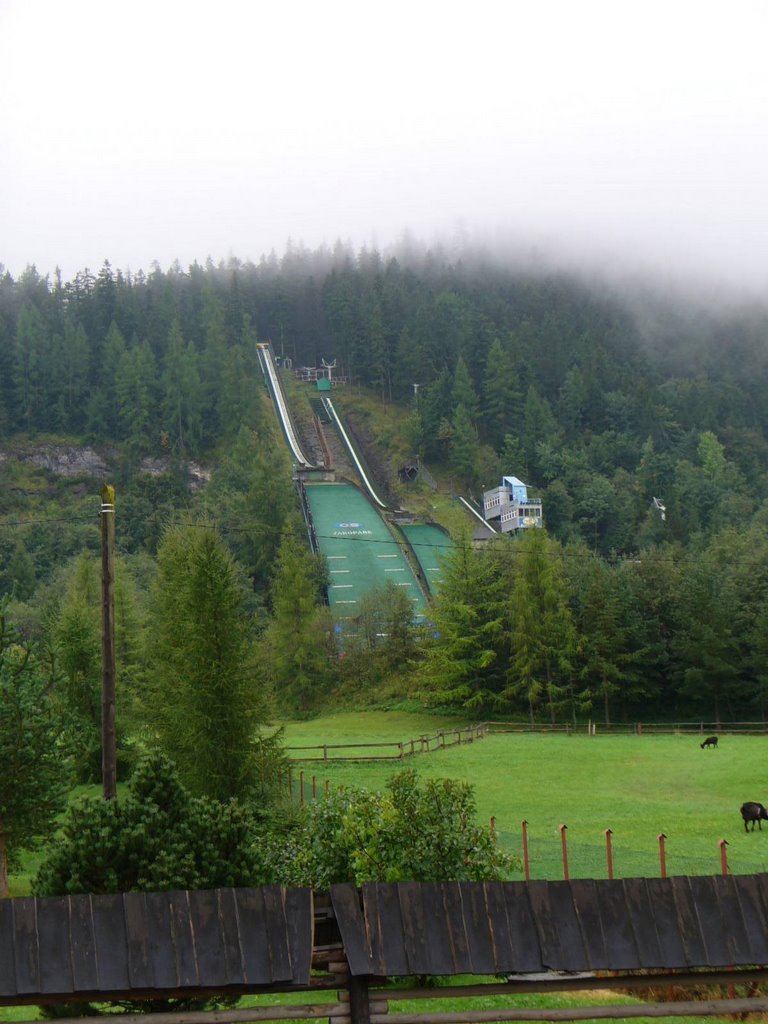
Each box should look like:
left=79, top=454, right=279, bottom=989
left=2, top=0, right=767, bottom=297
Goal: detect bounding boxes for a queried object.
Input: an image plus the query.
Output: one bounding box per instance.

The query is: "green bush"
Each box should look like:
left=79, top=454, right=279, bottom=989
left=263, top=768, right=518, bottom=888
left=34, top=753, right=268, bottom=896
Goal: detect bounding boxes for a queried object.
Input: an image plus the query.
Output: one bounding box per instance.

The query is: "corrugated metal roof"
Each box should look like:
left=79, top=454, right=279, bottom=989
left=0, top=887, right=313, bottom=1001
left=330, top=876, right=768, bottom=976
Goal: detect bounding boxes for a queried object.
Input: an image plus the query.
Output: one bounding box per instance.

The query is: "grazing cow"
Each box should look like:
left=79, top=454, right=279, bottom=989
left=701, top=736, right=718, bottom=749
left=741, top=802, right=768, bottom=832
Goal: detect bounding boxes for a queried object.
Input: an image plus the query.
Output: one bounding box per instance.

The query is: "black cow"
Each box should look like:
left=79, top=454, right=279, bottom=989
left=701, top=736, right=718, bottom=749
left=741, top=802, right=768, bottom=832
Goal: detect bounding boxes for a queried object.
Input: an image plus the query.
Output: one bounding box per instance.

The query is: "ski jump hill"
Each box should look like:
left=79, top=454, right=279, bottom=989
left=256, top=343, right=454, bottom=631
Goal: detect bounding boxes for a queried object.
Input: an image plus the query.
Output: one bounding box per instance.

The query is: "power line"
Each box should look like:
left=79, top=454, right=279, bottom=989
left=0, top=512, right=97, bottom=529
left=4, top=511, right=768, bottom=574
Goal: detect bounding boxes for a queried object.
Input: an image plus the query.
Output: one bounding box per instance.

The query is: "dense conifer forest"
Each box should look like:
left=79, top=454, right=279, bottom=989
left=3, top=244, right=768, bottom=729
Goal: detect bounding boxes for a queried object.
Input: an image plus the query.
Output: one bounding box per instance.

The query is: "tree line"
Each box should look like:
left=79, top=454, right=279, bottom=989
left=3, top=243, right=768, bottom=916
left=1, top=246, right=768, bottom=733
left=3, top=249, right=768, bottom=556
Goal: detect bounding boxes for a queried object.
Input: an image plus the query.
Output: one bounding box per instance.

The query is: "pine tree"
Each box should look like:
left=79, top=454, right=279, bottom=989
left=450, top=403, right=481, bottom=486
left=115, top=339, right=158, bottom=449
left=0, top=610, right=71, bottom=897
left=86, top=320, right=126, bottom=438
left=203, top=425, right=294, bottom=589
left=505, top=530, right=577, bottom=725
left=141, top=523, right=274, bottom=802
left=265, top=522, right=335, bottom=711
left=8, top=539, right=36, bottom=600
left=482, top=338, right=522, bottom=449
left=451, top=355, right=480, bottom=422
left=13, top=303, right=47, bottom=428
left=161, top=319, right=203, bottom=456
left=419, top=535, right=508, bottom=710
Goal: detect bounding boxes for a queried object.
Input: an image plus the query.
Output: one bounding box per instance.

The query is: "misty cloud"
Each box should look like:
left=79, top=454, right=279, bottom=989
left=1, top=0, right=767, bottom=293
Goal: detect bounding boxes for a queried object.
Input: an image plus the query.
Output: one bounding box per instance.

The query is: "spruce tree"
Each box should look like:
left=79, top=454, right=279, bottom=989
left=141, top=523, right=275, bottom=802
left=0, top=610, right=71, bottom=897
left=419, top=534, right=508, bottom=710
left=506, top=529, right=577, bottom=725
left=265, top=522, right=335, bottom=711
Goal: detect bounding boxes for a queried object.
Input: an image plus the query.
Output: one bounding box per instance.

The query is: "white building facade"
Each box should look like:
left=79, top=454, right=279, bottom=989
left=482, top=475, right=543, bottom=534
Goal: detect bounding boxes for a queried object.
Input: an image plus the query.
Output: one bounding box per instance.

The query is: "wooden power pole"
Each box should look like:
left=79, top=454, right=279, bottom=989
left=100, top=484, right=117, bottom=800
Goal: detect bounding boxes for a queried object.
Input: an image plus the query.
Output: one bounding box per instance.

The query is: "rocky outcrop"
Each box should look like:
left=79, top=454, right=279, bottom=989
left=139, top=457, right=211, bottom=488
left=0, top=444, right=210, bottom=489
left=0, top=444, right=110, bottom=478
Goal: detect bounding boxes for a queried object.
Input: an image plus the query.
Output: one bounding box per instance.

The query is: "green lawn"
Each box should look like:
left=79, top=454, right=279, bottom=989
left=10, top=718, right=768, bottom=894
left=280, top=720, right=768, bottom=880
left=4, top=718, right=762, bottom=1024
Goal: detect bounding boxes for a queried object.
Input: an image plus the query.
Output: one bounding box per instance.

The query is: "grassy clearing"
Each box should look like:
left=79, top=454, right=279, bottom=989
left=277, top=709, right=470, bottom=747
left=10, top=718, right=768, bottom=892
left=281, top=722, right=768, bottom=879
left=4, top=718, right=763, bottom=1024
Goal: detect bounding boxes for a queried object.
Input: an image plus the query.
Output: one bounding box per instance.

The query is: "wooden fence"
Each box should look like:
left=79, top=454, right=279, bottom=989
left=286, top=721, right=768, bottom=764
left=285, top=723, right=488, bottom=762
left=6, top=880, right=768, bottom=1024
left=484, top=720, right=768, bottom=736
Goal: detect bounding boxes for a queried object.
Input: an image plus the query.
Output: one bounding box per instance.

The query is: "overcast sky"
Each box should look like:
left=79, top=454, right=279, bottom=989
left=2, top=0, right=767, bottom=292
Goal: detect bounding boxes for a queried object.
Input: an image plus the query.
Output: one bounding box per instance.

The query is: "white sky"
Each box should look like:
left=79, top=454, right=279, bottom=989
left=2, top=0, right=768, bottom=290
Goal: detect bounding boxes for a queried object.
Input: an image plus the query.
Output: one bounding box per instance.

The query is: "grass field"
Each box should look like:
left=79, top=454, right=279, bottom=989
left=4, top=712, right=762, bottom=1024
left=278, top=712, right=768, bottom=880
left=11, top=712, right=768, bottom=894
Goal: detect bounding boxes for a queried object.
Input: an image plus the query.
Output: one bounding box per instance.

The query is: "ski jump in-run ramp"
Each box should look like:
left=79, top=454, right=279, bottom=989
left=303, top=482, right=427, bottom=624
left=256, top=342, right=316, bottom=467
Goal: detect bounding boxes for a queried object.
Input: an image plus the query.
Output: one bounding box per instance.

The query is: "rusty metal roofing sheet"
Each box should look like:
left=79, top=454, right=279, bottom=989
left=0, top=887, right=313, bottom=1002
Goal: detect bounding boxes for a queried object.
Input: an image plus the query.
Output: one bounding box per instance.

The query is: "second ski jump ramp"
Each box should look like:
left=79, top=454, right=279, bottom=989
left=399, top=523, right=451, bottom=595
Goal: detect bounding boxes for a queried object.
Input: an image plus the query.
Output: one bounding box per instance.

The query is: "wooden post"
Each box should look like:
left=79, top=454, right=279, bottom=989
left=299, top=770, right=305, bottom=806
left=100, top=484, right=117, bottom=801
left=658, top=832, right=667, bottom=878
left=312, top=775, right=317, bottom=800
left=605, top=829, right=614, bottom=880
left=559, top=824, right=569, bottom=880
left=490, top=816, right=497, bottom=844
left=348, top=976, right=371, bottom=1024
left=719, top=838, right=729, bottom=876
left=325, top=779, right=330, bottom=797
left=521, top=820, right=531, bottom=881
left=288, top=766, right=293, bottom=805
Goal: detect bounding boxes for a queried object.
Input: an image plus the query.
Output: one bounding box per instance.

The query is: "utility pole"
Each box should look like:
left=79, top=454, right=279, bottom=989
left=100, top=484, right=117, bottom=800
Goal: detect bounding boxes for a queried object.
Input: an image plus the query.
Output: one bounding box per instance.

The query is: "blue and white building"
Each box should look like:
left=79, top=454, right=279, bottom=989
left=482, top=475, right=543, bottom=534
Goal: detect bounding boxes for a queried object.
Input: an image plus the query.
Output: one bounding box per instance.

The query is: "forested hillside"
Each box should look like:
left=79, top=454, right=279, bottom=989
left=3, top=245, right=768, bottom=727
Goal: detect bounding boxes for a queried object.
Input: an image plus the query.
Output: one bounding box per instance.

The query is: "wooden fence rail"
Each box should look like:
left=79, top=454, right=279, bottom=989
left=285, top=724, right=488, bottom=762
left=286, top=721, right=768, bottom=762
